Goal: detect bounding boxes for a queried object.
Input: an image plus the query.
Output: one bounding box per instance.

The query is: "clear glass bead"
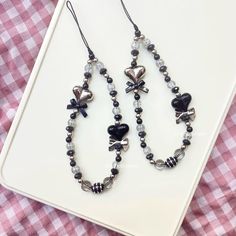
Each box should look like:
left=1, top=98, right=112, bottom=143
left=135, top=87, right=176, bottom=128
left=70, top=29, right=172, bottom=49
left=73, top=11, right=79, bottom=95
left=112, top=161, right=119, bottom=169
left=71, top=166, right=80, bottom=174
left=112, top=107, right=121, bottom=115
left=107, top=83, right=115, bottom=92
left=131, top=41, right=140, bottom=49
left=167, top=80, right=176, bottom=89
left=143, top=38, right=151, bottom=48
left=184, top=132, right=192, bottom=140
left=84, top=63, right=93, bottom=73
left=66, top=143, right=74, bottom=150
left=136, top=124, right=145, bottom=132
left=68, top=119, right=76, bottom=127
left=143, top=146, right=151, bottom=155
left=96, top=61, right=104, bottom=71
left=156, top=59, right=165, bottom=68
left=133, top=100, right=141, bottom=108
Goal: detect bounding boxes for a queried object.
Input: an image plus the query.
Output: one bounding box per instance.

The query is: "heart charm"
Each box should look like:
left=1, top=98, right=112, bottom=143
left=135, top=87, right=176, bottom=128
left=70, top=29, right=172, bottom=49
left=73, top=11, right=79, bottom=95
left=73, top=86, right=93, bottom=104
left=107, top=124, right=129, bottom=141
left=124, top=65, right=146, bottom=83
left=171, top=93, right=192, bottom=112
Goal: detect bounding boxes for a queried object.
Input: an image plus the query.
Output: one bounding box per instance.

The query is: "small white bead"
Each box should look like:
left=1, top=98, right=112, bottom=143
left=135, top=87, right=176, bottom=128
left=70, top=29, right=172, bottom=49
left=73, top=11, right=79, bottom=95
left=68, top=119, right=76, bottom=127
left=84, top=64, right=93, bottom=73
left=143, top=146, right=151, bottom=155
left=71, top=166, right=80, bottom=174
left=136, top=124, right=145, bottom=132
left=67, top=143, right=74, bottom=150
left=133, top=100, right=141, bottom=108
left=107, top=83, right=115, bottom=92
left=167, top=80, right=176, bottom=89
left=143, top=38, right=151, bottom=48
left=112, top=107, right=121, bottom=115
left=156, top=59, right=165, bottom=68
left=131, top=41, right=140, bottom=49
left=96, top=61, right=104, bottom=71
left=184, top=132, right=192, bottom=140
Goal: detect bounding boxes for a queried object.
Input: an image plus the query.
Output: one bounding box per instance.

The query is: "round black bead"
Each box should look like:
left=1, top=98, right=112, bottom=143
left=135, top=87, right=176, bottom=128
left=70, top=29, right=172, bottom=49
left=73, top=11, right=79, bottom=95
left=107, top=77, right=113, bottom=83
left=135, top=107, right=143, bottom=114
left=164, top=76, right=171, bottom=82
left=110, top=90, right=117, bottom=97
left=141, top=142, right=147, bottom=148
left=66, top=136, right=72, bottom=143
left=70, top=112, right=77, bottom=119
left=70, top=159, right=76, bottom=167
left=74, top=172, right=82, bottom=179
left=146, top=153, right=154, bottom=160
left=116, top=155, right=122, bottom=162
left=113, top=101, right=119, bottom=107
left=67, top=150, right=75, bottom=156
left=183, top=139, right=191, bottom=145
left=83, top=83, right=88, bottom=89
left=84, top=72, right=92, bottom=79
left=171, top=86, right=179, bottom=93
left=135, top=30, right=141, bottom=37
left=134, top=93, right=140, bottom=100
left=100, top=68, right=107, bottom=75
left=89, top=53, right=95, bottom=60
left=131, top=49, right=139, bottom=56
left=131, top=60, right=137, bottom=67
left=159, top=66, right=167, bottom=72
left=111, top=168, right=119, bottom=175
left=138, top=131, right=146, bottom=137
left=147, top=44, right=155, bottom=51
left=114, top=114, right=122, bottom=121
left=154, top=53, right=160, bottom=60
left=187, top=126, right=193, bottom=132
left=66, top=126, right=74, bottom=133
left=137, top=118, right=143, bottom=124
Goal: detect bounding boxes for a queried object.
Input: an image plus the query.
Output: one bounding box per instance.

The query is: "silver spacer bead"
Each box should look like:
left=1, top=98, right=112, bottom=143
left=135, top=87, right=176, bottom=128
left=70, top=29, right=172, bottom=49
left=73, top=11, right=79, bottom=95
left=111, top=96, right=117, bottom=101
left=134, top=89, right=138, bottom=93
left=104, top=73, right=109, bottom=78
left=132, top=56, right=138, bottom=60
left=134, top=36, right=139, bottom=41
left=181, top=145, right=187, bottom=150
left=78, top=179, right=83, bottom=184
left=140, top=137, right=145, bottom=142
left=176, top=93, right=182, bottom=97
left=152, top=49, right=157, bottom=54
left=115, top=121, right=120, bottom=125
left=185, top=121, right=191, bottom=126
left=116, top=151, right=121, bottom=155
left=136, top=114, right=141, bottom=118
left=163, top=71, right=169, bottom=76
left=83, top=78, right=88, bottom=83
left=110, top=174, right=115, bottom=179
left=150, top=159, right=155, bottom=165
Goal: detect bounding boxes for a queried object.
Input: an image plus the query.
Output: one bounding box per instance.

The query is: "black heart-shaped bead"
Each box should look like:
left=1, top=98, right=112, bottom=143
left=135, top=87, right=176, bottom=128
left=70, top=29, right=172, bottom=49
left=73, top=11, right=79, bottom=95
left=108, top=124, right=129, bottom=141
left=171, top=93, right=192, bottom=112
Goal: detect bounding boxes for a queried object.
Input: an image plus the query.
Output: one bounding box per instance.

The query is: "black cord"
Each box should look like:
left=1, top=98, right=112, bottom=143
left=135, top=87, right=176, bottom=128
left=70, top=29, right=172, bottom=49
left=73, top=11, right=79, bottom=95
left=66, top=1, right=95, bottom=59
left=120, top=0, right=140, bottom=34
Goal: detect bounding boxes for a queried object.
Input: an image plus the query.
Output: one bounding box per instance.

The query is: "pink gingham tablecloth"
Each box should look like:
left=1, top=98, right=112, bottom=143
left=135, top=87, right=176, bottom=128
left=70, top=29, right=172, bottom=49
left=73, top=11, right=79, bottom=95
left=0, top=1, right=236, bottom=235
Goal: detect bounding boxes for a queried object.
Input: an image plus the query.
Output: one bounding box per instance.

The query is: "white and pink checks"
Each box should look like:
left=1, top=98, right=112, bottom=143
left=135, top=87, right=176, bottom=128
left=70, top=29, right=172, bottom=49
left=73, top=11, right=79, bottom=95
left=0, top=1, right=236, bottom=235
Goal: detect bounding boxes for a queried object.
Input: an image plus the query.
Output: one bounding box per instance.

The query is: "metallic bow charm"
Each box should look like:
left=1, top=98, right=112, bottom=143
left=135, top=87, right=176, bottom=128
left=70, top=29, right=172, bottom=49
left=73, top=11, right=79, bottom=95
left=109, top=137, right=129, bottom=152
left=124, top=65, right=149, bottom=93
left=175, top=107, right=196, bottom=124
left=67, top=86, right=93, bottom=118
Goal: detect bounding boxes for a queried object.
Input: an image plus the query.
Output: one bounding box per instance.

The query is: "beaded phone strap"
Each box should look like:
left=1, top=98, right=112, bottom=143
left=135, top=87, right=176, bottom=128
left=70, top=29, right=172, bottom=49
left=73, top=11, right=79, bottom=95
left=65, top=1, right=129, bottom=194
left=120, top=0, right=196, bottom=170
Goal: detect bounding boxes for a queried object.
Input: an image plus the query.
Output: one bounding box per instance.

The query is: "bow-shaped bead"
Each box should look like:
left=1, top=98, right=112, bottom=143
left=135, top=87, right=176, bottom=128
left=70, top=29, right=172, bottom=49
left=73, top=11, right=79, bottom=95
left=67, top=98, right=88, bottom=118
left=109, top=137, right=129, bottom=152
left=125, top=80, right=149, bottom=93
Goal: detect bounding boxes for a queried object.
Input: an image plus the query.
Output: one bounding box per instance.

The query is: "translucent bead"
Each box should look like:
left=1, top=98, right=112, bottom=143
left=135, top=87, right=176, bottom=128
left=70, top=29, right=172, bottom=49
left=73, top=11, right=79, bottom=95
left=143, top=38, right=151, bottom=48
left=71, top=166, right=80, bottom=174
left=112, top=161, right=119, bottom=169
left=107, top=83, right=115, bottom=92
left=84, top=64, right=93, bottom=73
left=68, top=119, right=76, bottom=127
left=67, top=143, right=74, bottom=150
left=112, top=107, right=121, bottom=115
left=143, top=146, right=151, bottom=155
left=133, top=100, right=141, bottom=108
left=167, top=80, right=176, bottom=89
left=184, top=132, right=192, bottom=140
left=131, top=41, right=140, bottom=49
left=96, top=61, right=104, bottom=71
left=136, top=124, right=145, bottom=132
left=156, top=59, right=165, bottom=68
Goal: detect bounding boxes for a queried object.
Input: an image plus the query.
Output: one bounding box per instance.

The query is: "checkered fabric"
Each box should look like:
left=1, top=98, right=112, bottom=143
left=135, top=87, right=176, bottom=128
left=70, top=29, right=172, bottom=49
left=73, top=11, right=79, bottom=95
left=0, top=1, right=236, bottom=235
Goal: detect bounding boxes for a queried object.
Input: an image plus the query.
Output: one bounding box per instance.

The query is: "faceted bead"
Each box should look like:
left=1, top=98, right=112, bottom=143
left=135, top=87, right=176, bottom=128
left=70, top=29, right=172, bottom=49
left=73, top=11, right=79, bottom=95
left=112, top=107, right=121, bottom=115
left=67, top=143, right=74, bottom=150
left=131, top=41, right=140, bottom=49
left=68, top=119, right=76, bottom=127
left=143, top=38, right=151, bottom=48
left=136, top=124, right=145, bottom=132
left=111, top=168, right=119, bottom=175
left=84, top=64, right=93, bottom=73
left=107, top=83, right=115, bottom=92
left=74, top=172, right=82, bottom=179
left=156, top=59, right=165, bottom=68
left=133, top=100, right=141, bottom=108
left=71, top=166, right=80, bottom=174
left=96, top=61, right=104, bottom=71
left=167, top=80, right=176, bottom=89
left=184, top=132, right=192, bottom=140
left=143, top=146, right=151, bottom=155
left=112, top=161, right=119, bottom=169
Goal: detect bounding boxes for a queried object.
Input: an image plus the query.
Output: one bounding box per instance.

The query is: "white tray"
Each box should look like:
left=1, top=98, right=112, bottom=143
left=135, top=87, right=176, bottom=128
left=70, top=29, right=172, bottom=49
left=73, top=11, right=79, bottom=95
left=1, top=0, right=236, bottom=235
